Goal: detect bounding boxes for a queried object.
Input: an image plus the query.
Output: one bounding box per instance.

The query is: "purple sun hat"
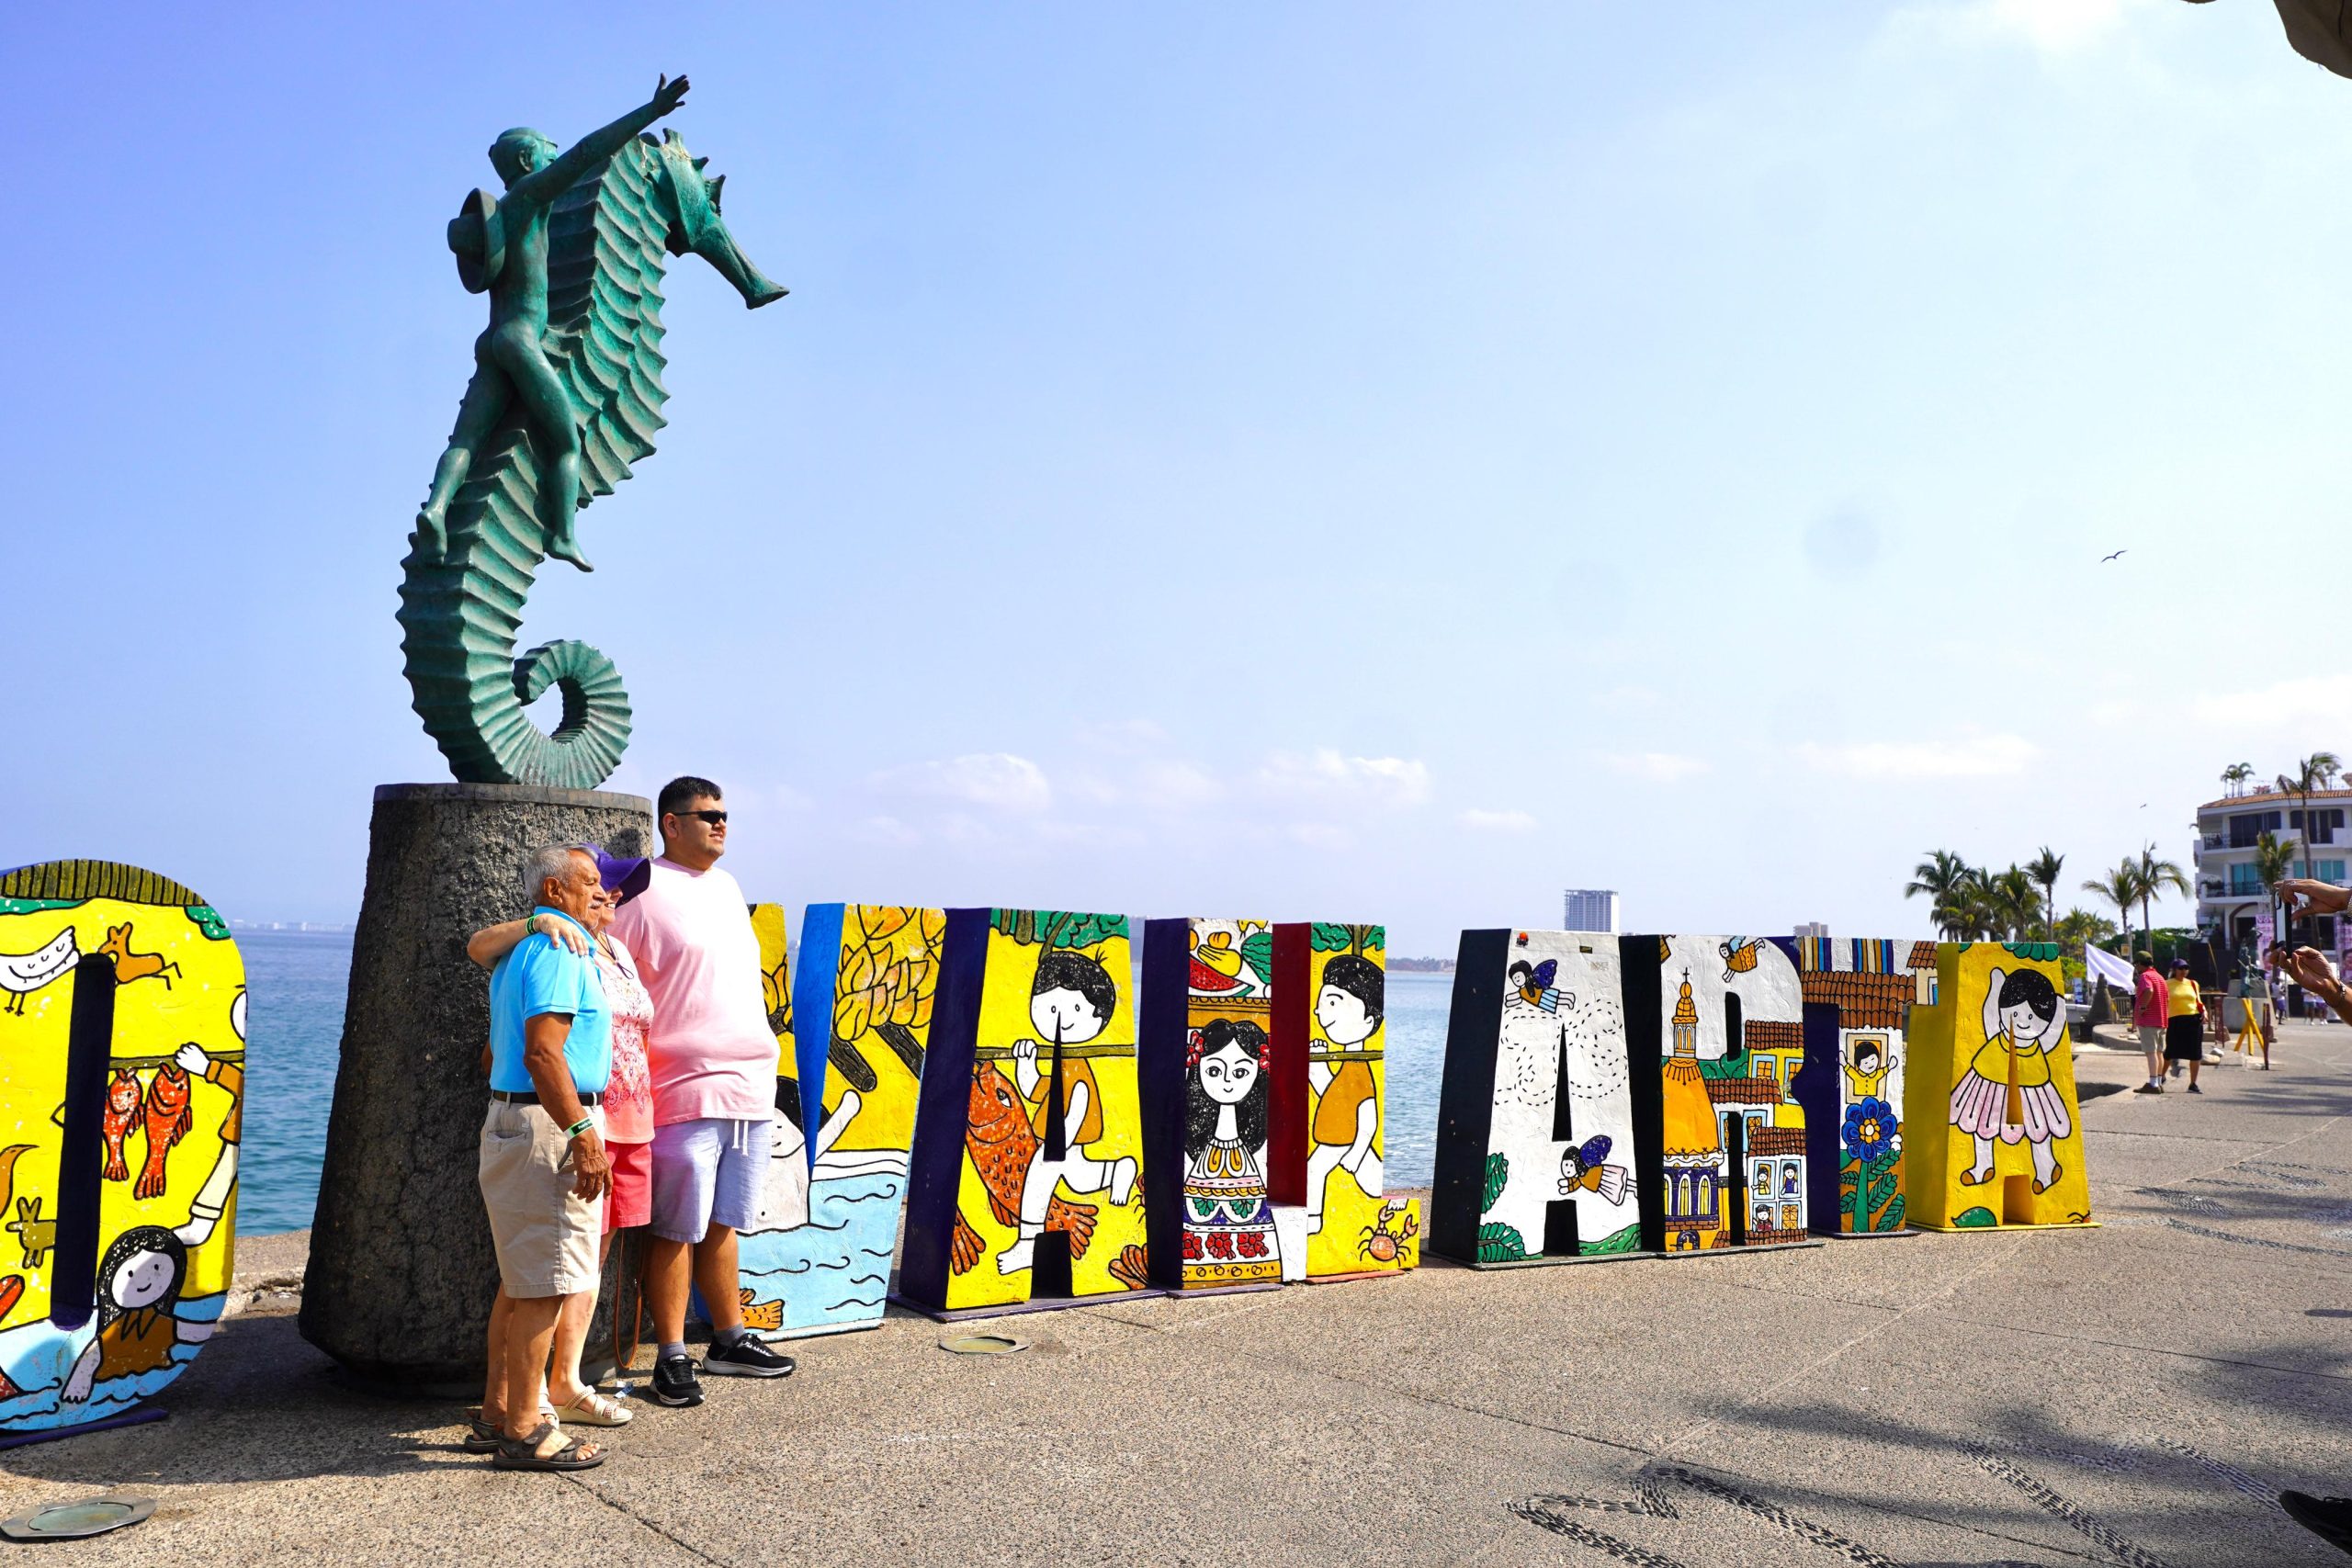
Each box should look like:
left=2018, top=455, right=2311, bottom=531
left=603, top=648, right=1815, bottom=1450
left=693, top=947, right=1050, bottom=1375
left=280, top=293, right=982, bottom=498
left=580, top=844, right=651, bottom=905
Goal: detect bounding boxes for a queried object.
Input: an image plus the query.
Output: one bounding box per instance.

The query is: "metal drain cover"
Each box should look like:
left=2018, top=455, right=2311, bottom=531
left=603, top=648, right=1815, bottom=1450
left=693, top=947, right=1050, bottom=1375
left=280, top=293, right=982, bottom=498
left=939, top=1333, right=1027, bottom=1355
left=1, top=1495, right=156, bottom=1540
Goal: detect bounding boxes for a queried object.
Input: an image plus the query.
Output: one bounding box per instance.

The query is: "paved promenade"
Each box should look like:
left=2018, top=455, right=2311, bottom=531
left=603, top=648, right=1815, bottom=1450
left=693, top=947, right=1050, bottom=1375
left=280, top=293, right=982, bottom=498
left=3, top=1025, right=2347, bottom=1565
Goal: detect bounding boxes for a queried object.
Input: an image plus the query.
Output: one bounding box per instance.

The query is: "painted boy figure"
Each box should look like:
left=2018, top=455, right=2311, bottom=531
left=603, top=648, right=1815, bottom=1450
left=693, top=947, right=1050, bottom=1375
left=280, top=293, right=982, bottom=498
left=416, top=74, right=693, bottom=570
left=998, top=952, right=1139, bottom=1275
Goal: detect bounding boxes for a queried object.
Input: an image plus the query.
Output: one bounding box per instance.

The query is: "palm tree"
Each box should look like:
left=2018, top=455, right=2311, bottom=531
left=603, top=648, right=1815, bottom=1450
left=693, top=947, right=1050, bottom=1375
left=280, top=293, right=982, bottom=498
left=2222, top=761, right=2255, bottom=797
left=1905, top=851, right=1972, bottom=910
left=2026, top=848, right=2064, bottom=939
left=2082, top=863, right=2145, bottom=955
left=2278, top=752, right=2343, bottom=886
left=1930, top=864, right=1995, bottom=941
left=2254, top=829, right=2300, bottom=941
left=1988, top=864, right=2041, bottom=941
left=2052, top=908, right=2117, bottom=958
left=2133, top=841, right=2190, bottom=937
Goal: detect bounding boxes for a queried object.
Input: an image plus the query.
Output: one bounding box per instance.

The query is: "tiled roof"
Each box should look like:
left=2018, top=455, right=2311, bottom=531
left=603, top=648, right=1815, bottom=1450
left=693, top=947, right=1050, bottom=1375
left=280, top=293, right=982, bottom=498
left=1747, top=1020, right=1804, bottom=1053
left=1799, top=970, right=1912, bottom=1028
left=1907, top=941, right=1939, bottom=971
left=1747, top=1127, right=1806, bottom=1156
left=1705, top=1075, right=1780, bottom=1107
left=2198, top=784, right=2352, bottom=812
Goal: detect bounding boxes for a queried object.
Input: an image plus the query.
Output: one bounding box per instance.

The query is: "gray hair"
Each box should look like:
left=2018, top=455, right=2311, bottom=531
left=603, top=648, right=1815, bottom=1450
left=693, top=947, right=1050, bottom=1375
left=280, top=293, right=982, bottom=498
left=522, top=844, right=588, bottom=905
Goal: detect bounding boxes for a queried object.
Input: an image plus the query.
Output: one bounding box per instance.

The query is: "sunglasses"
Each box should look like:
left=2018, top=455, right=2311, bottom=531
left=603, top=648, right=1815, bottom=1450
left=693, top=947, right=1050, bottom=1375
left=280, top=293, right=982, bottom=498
left=670, top=808, right=728, bottom=827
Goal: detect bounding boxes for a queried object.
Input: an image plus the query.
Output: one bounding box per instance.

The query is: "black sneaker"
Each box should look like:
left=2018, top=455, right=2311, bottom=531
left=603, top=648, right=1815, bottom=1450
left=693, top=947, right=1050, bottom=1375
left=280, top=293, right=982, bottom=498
left=2187, top=1084, right=2203, bottom=1095
left=2280, top=1492, right=2352, bottom=1556
left=703, top=1337, right=796, bottom=1379
left=650, top=1353, right=704, bottom=1407
left=2132, top=1082, right=2162, bottom=1095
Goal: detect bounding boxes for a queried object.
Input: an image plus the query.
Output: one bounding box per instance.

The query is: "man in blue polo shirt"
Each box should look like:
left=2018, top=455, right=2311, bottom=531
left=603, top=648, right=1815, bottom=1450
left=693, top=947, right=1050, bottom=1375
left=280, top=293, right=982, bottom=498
left=476, top=844, right=615, bottom=1472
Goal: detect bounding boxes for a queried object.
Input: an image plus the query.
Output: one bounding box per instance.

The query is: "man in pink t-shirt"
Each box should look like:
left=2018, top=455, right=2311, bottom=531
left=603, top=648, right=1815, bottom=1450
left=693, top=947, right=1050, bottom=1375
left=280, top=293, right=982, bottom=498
left=2130, top=951, right=2169, bottom=1094
left=610, top=776, right=796, bottom=1405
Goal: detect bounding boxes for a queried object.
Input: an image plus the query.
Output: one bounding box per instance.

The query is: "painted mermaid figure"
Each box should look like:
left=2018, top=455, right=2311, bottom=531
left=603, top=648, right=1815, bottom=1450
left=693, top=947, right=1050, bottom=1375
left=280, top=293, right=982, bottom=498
left=1949, top=965, right=2071, bottom=1193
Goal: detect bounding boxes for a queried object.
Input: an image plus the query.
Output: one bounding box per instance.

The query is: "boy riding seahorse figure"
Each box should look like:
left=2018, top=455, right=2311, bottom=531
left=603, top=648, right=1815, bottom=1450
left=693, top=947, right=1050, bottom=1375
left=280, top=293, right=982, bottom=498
left=415, top=74, right=693, bottom=572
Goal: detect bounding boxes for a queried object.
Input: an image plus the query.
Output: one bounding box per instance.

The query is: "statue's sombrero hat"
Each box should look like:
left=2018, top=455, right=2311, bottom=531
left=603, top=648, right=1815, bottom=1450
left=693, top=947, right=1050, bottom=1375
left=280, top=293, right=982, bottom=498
left=447, top=187, right=505, bottom=295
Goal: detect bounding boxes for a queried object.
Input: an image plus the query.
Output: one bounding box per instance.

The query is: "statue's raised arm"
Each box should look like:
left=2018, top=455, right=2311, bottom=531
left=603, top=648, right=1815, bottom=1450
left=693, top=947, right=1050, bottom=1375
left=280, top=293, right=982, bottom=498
left=508, top=75, right=692, bottom=210
left=400, top=75, right=786, bottom=790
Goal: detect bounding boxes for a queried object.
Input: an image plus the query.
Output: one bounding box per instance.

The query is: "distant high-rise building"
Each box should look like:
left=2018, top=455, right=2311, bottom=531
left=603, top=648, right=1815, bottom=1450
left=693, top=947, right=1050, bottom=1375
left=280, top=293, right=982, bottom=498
left=1793, top=922, right=1829, bottom=941
left=1564, top=888, right=1621, bottom=933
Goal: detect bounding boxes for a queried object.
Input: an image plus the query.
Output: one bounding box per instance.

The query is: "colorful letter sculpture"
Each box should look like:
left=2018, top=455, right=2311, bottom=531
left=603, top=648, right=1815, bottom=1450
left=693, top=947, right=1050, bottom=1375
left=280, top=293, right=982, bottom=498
left=1624, top=936, right=1811, bottom=1253
left=1432, top=930, right=1645, bottom=1266
left=1269, top=923, right=1419, bottom=1279
left=740, top=905, right=941, bottom=1337
left=0, top=861, right=244, bottom=1432
left=900, top=909, right=1153, bottom=1315
left=1790, top=938, right=1932, bottom=1238
left=1141, top=919, right=1284, bottom=1291
left=1905, top=942, right=2093, bottom=1230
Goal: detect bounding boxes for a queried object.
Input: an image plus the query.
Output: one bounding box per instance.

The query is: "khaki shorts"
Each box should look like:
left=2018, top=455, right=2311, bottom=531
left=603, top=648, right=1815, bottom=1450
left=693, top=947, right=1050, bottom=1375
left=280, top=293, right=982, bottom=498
left=2138, top=1024, right=2165, bottom=1055
left=479, top=1101, right=602, bottom=1299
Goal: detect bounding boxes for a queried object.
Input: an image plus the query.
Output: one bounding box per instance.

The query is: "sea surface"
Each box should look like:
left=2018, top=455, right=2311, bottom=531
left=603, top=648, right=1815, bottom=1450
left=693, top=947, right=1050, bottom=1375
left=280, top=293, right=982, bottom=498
left=238, top=931, right=350, bottom=1235
left=230, top=933, right=1456, bottom=1236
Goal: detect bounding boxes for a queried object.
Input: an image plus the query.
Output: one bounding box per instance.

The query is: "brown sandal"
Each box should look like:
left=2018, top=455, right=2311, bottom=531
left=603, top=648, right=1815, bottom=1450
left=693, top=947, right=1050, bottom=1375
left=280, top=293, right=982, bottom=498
left=492, top=1419, right=604, bottom=1472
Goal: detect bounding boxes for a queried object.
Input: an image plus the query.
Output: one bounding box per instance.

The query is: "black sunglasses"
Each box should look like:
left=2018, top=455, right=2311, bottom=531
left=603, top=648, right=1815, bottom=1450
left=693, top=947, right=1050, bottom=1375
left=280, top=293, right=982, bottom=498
left=670, top=808, right=728, bottom=827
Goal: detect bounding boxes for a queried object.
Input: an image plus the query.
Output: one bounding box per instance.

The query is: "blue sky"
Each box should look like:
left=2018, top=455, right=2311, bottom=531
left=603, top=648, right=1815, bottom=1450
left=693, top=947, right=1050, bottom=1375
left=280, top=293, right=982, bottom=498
left=6, top=0, right=2346, bottom=954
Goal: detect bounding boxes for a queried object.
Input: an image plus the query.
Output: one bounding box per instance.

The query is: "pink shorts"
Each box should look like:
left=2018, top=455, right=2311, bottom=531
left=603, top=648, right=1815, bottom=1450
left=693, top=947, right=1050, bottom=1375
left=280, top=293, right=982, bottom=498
left=605, top=1138, right=653, bottom=1234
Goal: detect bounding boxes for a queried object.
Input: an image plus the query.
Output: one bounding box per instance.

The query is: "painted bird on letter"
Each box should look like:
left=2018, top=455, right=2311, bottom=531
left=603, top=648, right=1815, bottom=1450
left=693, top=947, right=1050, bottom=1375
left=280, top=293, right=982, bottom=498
left=0, top=929, right=77, bottom=1016
left=136, top=1065, right=193, bottom=1201
left=100, top=1069, right=141, bottom=1182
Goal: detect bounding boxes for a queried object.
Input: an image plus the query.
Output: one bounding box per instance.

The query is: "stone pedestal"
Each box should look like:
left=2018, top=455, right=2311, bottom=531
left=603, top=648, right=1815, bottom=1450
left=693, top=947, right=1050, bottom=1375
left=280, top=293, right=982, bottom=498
left=300, top=783, right=652, bottom=1388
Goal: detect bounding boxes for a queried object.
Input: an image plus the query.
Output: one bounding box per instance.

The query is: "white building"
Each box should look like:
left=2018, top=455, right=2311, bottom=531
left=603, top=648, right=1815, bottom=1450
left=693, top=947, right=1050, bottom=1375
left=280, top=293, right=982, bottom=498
left=2193, top=783, right=2349, bottom=954
left=1564, top=888, right=1621, bottom=932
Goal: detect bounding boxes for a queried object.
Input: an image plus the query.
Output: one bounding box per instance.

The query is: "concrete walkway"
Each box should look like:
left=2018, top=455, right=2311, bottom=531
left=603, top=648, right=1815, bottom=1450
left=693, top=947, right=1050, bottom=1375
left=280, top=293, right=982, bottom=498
left=3, top=1025, right=2347, bottom=1565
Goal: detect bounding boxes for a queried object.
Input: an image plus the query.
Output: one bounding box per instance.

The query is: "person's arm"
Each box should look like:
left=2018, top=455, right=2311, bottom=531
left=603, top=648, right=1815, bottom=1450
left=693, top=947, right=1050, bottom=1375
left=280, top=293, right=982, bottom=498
left=2276, top=878, right=2352, bottom=918
left=510, top=74, right=691, bottom=207
left=522, top=1010, right=609, bottom=1201
left=2288, top=948, right=2352, bottom=1025
left=468, top=913, right=588, bottom=971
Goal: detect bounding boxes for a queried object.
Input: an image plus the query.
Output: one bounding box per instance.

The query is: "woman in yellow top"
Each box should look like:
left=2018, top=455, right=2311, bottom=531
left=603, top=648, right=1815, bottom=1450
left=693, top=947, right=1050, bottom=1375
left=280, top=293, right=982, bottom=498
left=1947, top=964, right=2070, bottom=1193
left=2165, top=958, right=2207, bottom=1095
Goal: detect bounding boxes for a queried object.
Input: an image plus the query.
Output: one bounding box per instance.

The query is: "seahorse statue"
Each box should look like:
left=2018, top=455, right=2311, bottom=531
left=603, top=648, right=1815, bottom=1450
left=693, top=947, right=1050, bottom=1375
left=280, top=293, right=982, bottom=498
left=398, top=87, right=784, bottom=789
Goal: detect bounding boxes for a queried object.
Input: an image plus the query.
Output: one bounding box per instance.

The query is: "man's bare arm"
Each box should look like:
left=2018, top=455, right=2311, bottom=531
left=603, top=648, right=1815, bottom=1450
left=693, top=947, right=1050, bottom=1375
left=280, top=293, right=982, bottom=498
left=510, top=74, right=691, bottom=209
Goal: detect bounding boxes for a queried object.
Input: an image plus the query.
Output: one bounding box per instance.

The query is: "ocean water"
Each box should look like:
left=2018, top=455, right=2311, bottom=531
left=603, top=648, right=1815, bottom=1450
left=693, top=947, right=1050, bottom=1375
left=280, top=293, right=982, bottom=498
left=228, top=932, right=1456, bottom=1235
left=739, top=1170, right=899, bottom=1331
left=1385, top=970, right=1451, bottom=1190
left=237, top=931, right=350, bottom=1235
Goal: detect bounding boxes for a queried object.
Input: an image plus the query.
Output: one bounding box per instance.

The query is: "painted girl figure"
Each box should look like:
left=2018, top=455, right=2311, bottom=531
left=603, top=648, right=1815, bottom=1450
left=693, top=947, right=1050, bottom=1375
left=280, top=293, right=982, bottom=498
left=61, top=1227, right=215, bottom=1404
left=1000, top=950, right=1139, bottom=1275
left=1181, top=1019, right=1280, bottom=1287
left=1306, top=954, right=1385, bottom=1235
left=1949, top=965, right=2071, bottom=1193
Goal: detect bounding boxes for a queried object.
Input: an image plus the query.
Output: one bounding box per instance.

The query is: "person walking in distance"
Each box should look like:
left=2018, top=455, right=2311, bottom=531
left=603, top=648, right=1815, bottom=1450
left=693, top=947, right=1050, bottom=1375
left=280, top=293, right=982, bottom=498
left=2164, top=959, right=2206, bottom=1095
left=2130, top=951, right=2168, bottom=1095
left=611, top=777, right=795, bottom=1406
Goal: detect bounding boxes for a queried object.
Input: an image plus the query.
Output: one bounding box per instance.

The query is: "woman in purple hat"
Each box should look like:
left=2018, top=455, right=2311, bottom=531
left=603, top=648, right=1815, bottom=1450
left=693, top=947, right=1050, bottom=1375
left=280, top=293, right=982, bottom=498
left=465, top=845, right=656, bottom=1433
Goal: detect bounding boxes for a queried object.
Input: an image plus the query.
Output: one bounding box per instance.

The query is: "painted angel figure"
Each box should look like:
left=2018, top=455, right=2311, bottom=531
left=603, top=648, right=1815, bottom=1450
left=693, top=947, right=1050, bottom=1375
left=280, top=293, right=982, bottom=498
left=1948, top=965, right=2071, bottom=1194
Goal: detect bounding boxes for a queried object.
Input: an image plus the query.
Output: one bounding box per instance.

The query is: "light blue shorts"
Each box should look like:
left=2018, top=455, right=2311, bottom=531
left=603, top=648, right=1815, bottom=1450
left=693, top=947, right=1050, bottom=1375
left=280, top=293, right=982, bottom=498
left=649, top=1116, right=771, bottom=1244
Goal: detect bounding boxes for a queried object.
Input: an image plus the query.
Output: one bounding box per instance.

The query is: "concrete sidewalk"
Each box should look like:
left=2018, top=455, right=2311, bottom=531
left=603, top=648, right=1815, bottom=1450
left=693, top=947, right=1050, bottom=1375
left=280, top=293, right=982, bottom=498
left=3, top=1026, right=2347, bottom=1565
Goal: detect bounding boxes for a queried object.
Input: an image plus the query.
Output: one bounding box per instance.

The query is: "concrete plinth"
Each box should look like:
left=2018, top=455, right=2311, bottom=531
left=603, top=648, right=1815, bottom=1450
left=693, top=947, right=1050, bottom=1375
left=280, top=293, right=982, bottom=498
left=300, top=783, right=652, bottom=1388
